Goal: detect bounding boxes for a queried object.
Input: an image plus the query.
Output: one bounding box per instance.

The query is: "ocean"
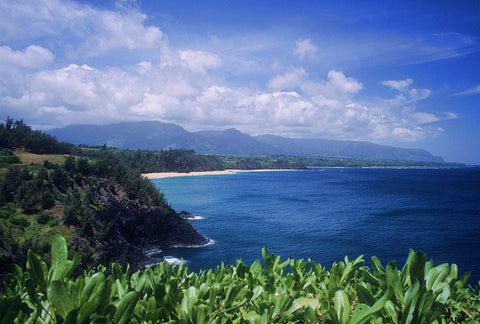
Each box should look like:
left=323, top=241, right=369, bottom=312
left=151, top=167, right=480, bottom=283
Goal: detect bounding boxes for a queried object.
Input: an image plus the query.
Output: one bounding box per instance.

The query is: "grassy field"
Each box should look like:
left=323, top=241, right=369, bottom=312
left=14, top=149, right=68, bottom=165
left=0, top=149, right=68, bottom=176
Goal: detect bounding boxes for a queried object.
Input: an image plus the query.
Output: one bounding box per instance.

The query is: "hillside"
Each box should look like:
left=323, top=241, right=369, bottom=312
left=0, top=120, right=208, bottom=277
left=49, top=121, right=444, bottom=162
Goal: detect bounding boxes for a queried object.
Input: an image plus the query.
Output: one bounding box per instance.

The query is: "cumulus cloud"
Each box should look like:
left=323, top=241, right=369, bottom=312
left=0, top=53, right=453, bottom=143
left=267, top=68, right=308, bottom=90
left=179, top=50, right=222, bottom=73
left=0, top=0, right=460, bottom=144
left=293, top=38, right=318, bottom=59
left=267, top=68, right=362, bottom=97
left=382, top=78, right=414, bottom=92
left=0, top=0, right=163, bottom=58
left=0, top=45, right=54, bottom=68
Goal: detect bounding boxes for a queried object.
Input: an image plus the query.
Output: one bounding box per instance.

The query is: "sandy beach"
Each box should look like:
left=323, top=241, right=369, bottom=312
left=142, top=169, right=296, bottom=179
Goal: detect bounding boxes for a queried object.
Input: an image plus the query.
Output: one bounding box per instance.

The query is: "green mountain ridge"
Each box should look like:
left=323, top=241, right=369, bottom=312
left=49, top=121, right=444, bottom=162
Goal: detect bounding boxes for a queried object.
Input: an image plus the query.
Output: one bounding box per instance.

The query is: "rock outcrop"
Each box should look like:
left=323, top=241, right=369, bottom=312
left=92, top=185, right=209, bottom=267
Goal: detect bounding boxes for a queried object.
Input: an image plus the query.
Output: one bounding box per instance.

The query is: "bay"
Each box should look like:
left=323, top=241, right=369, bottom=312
left=151, top=167, right=480, bottom=283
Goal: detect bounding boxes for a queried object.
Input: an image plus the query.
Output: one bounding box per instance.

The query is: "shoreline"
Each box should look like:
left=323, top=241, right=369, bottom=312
left=141, top=165, right=469, bottom=179
left=142, top=169, right=296, bottom=179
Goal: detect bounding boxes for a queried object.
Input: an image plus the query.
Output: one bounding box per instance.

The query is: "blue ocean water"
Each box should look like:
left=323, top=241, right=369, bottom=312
left=152, top=167, right=480, bottom=283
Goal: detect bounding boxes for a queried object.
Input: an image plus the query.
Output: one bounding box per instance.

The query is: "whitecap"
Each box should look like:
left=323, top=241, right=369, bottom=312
left=144, top=262, right=161, bottom=268
left=170, top=238, right=215, bottom=248
left=163, top=256, right=185, bottom=265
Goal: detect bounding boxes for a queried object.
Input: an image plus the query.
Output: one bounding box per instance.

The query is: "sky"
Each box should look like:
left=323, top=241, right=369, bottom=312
left=0, top=0, right=479, bottom=163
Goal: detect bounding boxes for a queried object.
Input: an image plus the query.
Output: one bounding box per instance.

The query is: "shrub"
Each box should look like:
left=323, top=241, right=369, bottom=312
left=9, top=217, right=30, bottom=229
left=1, top=237, right=479, bottom=323
left=37, top=212, right=53, bottom=225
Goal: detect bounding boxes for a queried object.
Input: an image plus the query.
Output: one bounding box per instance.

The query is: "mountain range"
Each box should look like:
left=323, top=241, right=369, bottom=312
left=48, top=121, right=444, bottom=162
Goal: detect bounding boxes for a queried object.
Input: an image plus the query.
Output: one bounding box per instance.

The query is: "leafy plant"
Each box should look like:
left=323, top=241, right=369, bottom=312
left=1, top=237, right=479, bottom=323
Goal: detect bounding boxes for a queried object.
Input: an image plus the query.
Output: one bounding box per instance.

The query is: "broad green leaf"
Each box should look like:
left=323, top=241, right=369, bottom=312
left=350, top=293, right=388, bottom=324
left=80, top=272, right=105, bottom=303
left=409, top=252, right=426, bottom=284
left=64, top=309, right=78, bottom=324
left=27, top=250, right=47, bottom=292
left=113, top=291, right=139, bottom=324
left=134, top=272, right=147, bottom=292
left=303, top=305, right=317, bottom=324
left=51, top=235, right=68, bottom=281
left=25, top=278, right=42, bottom=307
left=252, top=285, right=263, bottom=300
left=426, top=263, right=450, bottom=293
left=77, top=301, right=97, bottom=324
left=279, top=258, right=290, bottom=269
left=403, top=281, right=420, bottom=323
left=362, top=269, right=380, bottom=287
left=356, top=283, right=375, bottom=306
left=0, top=296, right=24, bottom=324
left=435, top=284, right=450, bottom=304
left=115, top=279, right=125, bottom=299
left=455, top=272, right=471, bottom=289
left=47, top=280, right=74, bottom=319
left=383, top=300, right=398, bottom=324
left=110, top=263, right=123, bottom=280
left=333, top=290, right=350, bottom=324
left=286, top=297, right=319, bottom=315
left=386, top=262, right=404, bottom=305
left=446, top=264, right=458, bottom=284
left=63, top=254, right=80, bottom=280
left=371, top=256, right=385, bottom=274
left=261, top=247, right=268, bottom=263
left=224, top=284, right=248, bottom=308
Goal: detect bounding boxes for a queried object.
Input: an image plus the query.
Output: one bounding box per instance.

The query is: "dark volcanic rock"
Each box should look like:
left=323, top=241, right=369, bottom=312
left=95, top=187, right=209, bottom=267
left=178, top=210, right=195, bottom=220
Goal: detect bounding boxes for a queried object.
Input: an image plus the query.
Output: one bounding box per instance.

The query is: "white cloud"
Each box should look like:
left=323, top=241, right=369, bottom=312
left=267, top=68, right=362, bottom=97
left=382, top=79, right=414, bottom=92
left=325, top=70, right=363, bottom=95
left=0, top=45, right=54, bottom=68
left=0, top=53, right=452, bottom=143
left=0, top=0, right=164, bottom=58
left=381, top=78, right=431, bottom=106
left=411, top=112, right=441, bottom=124
left=293, top=38, right=318, bottom=59
left=267, top=68, right=307, bottom=90
left=391, top=126, right=444, bottom=142
left=453, top=84, right=480, bottom=96
left=179, top=50, right=222, bottom=73
left=0, top=1, right=463, bottom=144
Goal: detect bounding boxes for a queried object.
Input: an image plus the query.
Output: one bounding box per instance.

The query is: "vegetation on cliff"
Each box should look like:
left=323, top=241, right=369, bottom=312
left=0, top=119, right=208, bottom=279
left=1, top=236, right=479, bottom=323
left=0, top=118, right=73, bottom=155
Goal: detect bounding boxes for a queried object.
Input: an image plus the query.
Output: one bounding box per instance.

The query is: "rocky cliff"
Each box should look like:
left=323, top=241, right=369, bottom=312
left=90, top=184, right=209, bottom=267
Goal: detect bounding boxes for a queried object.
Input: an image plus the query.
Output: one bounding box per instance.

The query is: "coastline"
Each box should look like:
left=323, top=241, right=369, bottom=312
left=142, top=169, right=296, bottom=179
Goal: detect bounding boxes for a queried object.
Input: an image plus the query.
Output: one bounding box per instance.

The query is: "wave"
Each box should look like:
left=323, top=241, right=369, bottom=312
left=185, top=215, right=204, bottom=220
left=162, top=256, right=185, bottom=265
left=169, top=238, right=214, bottom=248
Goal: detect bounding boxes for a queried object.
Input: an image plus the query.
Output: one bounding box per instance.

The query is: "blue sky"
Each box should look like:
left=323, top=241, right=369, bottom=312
left=0, top=0, right=479, bottom=163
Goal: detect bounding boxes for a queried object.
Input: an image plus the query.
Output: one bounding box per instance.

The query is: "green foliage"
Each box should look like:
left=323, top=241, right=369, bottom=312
left=0, top=117, right=73, bottom=154
left=1, top=237, right=479, bottom=323
left=0, top=140, right=172, bottom=277
left=37, top=212, right=53, bottom=225
left=75, top=146, right=226, bottom=173
left=0, top=148, right=21, bottom=167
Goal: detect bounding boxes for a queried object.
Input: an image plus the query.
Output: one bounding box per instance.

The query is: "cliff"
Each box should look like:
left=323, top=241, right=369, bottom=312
left=93, top=185, right=209, bottom=266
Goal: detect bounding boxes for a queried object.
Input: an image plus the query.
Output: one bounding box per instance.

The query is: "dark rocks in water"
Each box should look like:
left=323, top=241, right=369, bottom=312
left=95, top=186, right=209, bottom=268
left=178, top=210, right=195, bottom=220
